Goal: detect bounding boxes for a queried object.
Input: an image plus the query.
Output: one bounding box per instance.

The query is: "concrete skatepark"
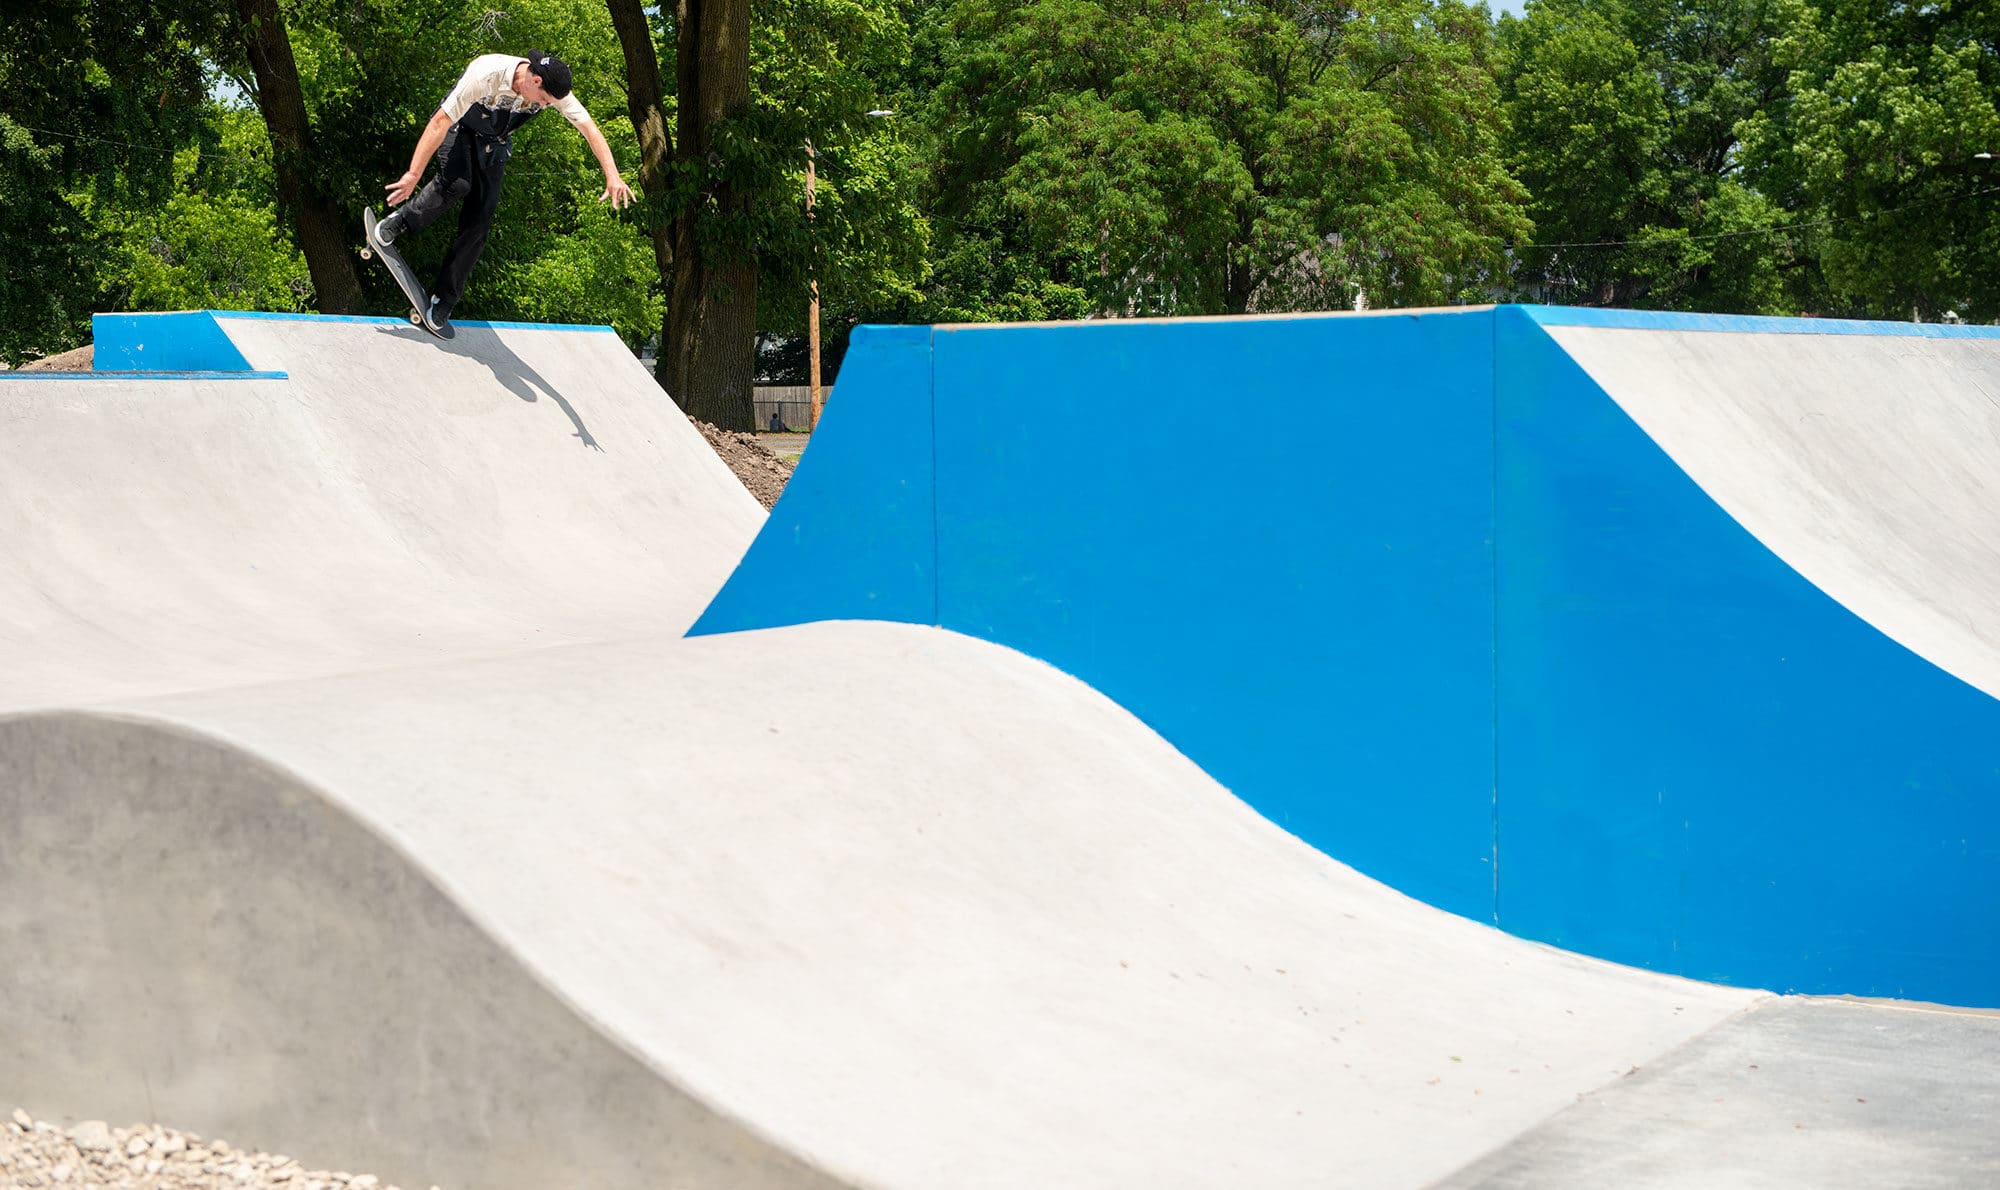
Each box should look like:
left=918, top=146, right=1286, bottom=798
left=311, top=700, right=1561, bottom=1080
left=3, top=308, right=1998, bottom=1187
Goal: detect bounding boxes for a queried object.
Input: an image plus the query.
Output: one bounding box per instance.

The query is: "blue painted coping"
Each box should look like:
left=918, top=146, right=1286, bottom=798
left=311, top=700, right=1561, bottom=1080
left=0, top=371, right=287, bottom=380
left=1524, top=304, right=2000, bottom=338
left=694, top=304, right=2000, bottom=1006
left=91, top=310, right=616, bottom=374
left=206, top=310, right=617, bottom=333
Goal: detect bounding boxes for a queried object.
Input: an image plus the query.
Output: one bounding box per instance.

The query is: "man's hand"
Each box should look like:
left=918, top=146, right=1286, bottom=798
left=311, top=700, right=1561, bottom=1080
left=385, top=170, right=421, bottom=206
left=600, top=175, right=634, bottom=210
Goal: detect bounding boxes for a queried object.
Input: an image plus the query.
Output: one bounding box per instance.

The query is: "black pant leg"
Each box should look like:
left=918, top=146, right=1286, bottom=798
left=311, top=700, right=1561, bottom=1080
left=397, top=129, right=474, bottom=237
left=430, top=142, right=508, bottom=319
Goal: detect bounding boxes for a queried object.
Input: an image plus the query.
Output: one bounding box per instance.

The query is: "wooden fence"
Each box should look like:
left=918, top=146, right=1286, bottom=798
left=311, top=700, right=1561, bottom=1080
left=753, top=386, right=829, bottom=432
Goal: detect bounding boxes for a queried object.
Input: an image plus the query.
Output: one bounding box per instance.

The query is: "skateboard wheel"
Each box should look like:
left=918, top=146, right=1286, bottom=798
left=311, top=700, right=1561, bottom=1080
left=408, top=309, right=422, bottom=326
left=360, top=247, right=373, bottom=260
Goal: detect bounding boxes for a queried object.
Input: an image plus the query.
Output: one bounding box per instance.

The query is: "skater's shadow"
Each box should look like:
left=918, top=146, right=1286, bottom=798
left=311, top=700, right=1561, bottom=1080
left=376, top=323, right=601, bottom=451
left=477, top=330, right=602, bottom=451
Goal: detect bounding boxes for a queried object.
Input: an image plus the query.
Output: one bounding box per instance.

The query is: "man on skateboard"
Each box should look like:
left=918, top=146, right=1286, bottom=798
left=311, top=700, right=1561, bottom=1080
left=367, top=50, right=633, bottom=337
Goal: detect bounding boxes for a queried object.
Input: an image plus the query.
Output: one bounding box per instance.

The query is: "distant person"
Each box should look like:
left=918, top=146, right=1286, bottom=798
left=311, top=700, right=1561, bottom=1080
left=770, top=410, right=783, bottom=432
left=371, top=51, right=633, bottom=336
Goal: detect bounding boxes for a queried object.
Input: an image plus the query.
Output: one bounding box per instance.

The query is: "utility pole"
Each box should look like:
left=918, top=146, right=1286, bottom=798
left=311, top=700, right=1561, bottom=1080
left=803, top=113, right=891, bottom=432
left=806, top=139, right=822, bottom=430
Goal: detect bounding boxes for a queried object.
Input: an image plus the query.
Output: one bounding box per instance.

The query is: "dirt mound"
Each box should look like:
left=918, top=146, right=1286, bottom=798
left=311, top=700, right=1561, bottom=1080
left=13, top=344, right=94, bottom=371
left=693, top=419, right=794, bottom=509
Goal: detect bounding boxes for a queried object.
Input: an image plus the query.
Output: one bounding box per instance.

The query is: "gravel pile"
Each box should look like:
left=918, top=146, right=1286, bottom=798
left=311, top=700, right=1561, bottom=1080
left=2, top=1110, right=437, bottom=1190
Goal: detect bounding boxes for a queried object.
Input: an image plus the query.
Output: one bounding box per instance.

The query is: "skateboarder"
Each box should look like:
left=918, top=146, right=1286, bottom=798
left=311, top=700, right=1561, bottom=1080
left=372, top=51, right=633, bottom=335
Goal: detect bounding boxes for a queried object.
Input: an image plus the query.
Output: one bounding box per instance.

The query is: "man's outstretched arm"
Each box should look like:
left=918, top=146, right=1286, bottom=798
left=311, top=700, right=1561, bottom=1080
left=578, top=121, right=634, bottom=209
left=386, top=110, right=455, bottom=205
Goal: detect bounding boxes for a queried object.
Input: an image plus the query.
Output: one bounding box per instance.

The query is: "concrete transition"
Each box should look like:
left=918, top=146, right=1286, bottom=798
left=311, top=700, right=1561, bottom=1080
left=1, top=309, right=1995, bottom=1188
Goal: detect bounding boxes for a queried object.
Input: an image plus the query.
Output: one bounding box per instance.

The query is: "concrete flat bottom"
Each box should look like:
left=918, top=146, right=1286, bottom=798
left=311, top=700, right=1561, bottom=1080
left=1435, top=997, right=2000, bottom=1188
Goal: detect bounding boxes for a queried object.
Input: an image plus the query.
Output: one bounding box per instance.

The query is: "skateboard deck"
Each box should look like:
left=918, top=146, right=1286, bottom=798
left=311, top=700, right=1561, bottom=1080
left=361, top=207, right=453, bottom=340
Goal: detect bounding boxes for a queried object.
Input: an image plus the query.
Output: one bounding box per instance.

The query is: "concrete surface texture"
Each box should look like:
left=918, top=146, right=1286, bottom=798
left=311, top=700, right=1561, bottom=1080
left=2, top=624, right=1762, bottom=1189
left=3, top=309, right=1997, bottom=1188
left=0, top=313, right=762, bottom=710
left=698, top=306, right=2000, bottom=1005
left=1434, top=997, right=2000, bottom=1188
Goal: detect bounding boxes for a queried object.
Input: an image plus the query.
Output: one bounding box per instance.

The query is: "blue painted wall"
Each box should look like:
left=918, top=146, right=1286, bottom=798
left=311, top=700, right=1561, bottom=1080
left=694, top=305, right=2000, bottom=1005
left=929, top=316, right=1499, bottom=918
left=695, top=324, right=939, bottom=632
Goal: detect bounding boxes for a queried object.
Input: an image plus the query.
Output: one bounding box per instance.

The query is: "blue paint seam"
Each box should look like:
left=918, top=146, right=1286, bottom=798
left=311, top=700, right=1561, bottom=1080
left=929, top=328, right=943, bottom=627
left=1489, top=308, right=1503, bottom=928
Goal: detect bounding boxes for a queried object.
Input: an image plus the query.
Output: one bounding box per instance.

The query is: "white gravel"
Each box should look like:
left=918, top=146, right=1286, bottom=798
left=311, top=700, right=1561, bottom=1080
left=2, top=1110, right=439, bottom=1190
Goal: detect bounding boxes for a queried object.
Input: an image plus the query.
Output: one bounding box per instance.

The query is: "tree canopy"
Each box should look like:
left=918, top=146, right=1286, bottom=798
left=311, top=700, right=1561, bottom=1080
left=3, top=0, right=1997, bottom=373
left=919, top=0, right=1529, bottom=317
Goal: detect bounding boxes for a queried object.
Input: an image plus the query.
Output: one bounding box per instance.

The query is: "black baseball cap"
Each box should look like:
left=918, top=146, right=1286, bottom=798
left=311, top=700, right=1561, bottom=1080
left=524, top=51, right=572, bottom=99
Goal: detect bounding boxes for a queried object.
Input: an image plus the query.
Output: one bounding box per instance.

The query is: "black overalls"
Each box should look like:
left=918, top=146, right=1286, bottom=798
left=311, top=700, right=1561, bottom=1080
left=396, top=100, right=543, bottom=320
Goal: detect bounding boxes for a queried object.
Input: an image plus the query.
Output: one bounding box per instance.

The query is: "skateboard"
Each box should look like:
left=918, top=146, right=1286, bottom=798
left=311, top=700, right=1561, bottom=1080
left=361, top=207, right=454, bottom=340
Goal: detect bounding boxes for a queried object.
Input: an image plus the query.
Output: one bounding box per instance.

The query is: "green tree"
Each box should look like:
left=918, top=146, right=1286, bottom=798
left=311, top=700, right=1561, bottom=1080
left=1497, top=0, right=1794, bottom=312
left=601, top=0, right=767, bottom=426
left=921, top=0, right=1528, bottom=317
left=102, top=187, right=312, bottom=313
left=229, top=0, right=365, bottom=312
left=606, top=0, right=927, bottom=423
left=0, top=117, right=105, bottom=365
left=897, top=0, right=1094, bottom=325
left=266, top=0, right=660, bottom=340
left=1737, top=0, right=2000, bottom=319
left=0, top=0, right=229, bottom=359
left=666, top=0, right=762, bottom=427
left=750, top=0, right=929, bottom=350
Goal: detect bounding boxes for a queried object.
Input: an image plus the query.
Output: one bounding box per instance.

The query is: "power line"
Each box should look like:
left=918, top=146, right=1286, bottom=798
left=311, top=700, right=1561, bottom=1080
left=13, top=123, right=254, bottom=161
left=9, top=123, right=597, bottom=181
left=1518, top=185, right=2000, bottom=251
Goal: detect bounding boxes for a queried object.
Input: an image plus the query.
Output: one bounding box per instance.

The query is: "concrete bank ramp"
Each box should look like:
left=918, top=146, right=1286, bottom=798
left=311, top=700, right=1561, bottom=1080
left=698, top=306, right=2000, bottom=1007
left=1, top=624, right=1761, bottom=1190
left=0, top=312, right=761, bottom=709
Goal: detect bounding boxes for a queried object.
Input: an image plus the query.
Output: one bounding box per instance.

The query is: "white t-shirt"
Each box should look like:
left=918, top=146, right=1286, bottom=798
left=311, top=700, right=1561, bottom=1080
left=439, top=54, right=594, bottom=131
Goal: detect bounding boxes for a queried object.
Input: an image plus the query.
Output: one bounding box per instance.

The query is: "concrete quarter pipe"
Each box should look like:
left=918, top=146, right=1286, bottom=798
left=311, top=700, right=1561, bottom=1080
left=3, top=307, right=1997, bottom=1188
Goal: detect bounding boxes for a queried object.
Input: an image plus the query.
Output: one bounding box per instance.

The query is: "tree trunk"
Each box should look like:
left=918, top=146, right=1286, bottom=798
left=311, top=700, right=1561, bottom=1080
left=1224, top=221, right=1255, bottom=314
left=668, top=0, right=757, bottom=430
left=235, top=0, right=362, bottom=315
left=1224, top=256, right=1254, bottom=315
left=605, top=0, right=679, bottom=398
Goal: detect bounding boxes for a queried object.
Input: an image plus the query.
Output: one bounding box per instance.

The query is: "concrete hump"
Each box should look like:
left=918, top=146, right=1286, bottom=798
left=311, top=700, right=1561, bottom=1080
left=0, top=624, right=1759, bottom=1190
left=696, top=306, right=2000, bottom=1006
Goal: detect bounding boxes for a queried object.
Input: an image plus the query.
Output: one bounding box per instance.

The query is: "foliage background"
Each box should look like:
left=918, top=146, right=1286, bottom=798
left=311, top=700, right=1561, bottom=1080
left=3, top=0, right=1997, bottom=368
